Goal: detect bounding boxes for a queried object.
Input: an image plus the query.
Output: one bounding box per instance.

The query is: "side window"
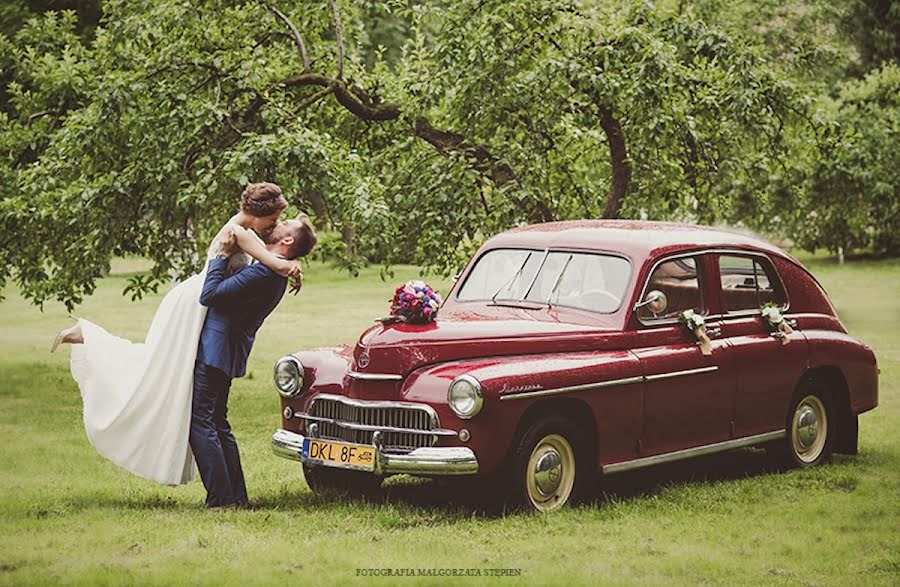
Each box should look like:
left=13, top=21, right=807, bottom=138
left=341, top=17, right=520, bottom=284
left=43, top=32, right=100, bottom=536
left=718, top=255, right=787, bottom=312
left=639, top=256, right=704, bottom=321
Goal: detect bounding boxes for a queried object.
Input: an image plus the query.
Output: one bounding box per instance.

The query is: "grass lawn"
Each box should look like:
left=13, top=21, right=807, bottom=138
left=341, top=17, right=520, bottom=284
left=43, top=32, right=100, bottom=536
left=1, top=254, right=898, bottom=585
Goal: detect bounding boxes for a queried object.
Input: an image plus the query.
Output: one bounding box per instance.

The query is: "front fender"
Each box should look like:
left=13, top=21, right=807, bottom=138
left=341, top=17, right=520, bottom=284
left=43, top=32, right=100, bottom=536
left=279, top=345, right=353, bottom=431
left=293, top=345, right=353, bottom=394
left=401, top=350, right=644, bottom=474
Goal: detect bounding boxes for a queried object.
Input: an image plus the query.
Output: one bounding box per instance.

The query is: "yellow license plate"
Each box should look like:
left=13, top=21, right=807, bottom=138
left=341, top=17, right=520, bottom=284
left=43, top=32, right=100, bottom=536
left=302, top=438, right=376, bottom=472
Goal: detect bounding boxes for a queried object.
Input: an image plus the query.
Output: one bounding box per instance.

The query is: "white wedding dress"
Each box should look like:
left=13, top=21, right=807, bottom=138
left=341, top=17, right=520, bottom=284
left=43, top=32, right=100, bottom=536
left=69, top=227, right=253, bottom=485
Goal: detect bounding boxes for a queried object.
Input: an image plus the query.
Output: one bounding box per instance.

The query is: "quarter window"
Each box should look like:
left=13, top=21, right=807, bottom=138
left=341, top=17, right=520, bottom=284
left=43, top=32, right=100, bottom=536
left=718, top=255, right=786, bottom=312
left=639, top=256, right=704, bottom=321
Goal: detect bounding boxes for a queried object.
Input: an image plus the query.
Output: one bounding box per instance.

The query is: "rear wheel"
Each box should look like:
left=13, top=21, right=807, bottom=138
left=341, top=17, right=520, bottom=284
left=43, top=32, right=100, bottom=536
left=512, top=417, right=589, bottom=512
left=303, top=464, right=382, bottom=498
left=773, top=384, right=835, bottom=468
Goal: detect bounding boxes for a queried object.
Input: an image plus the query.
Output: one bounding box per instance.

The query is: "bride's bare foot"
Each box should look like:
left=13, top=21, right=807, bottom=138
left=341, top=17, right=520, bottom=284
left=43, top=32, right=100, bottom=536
left=51, top=323, right=84, bottom=352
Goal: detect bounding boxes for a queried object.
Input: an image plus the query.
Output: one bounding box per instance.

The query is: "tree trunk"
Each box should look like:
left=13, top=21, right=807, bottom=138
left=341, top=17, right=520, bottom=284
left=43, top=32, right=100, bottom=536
left=340, top=224, right=356, bottom=254
left=596, top=103, right=631, bottom=219
left=305, top=189, right=329, bottom=225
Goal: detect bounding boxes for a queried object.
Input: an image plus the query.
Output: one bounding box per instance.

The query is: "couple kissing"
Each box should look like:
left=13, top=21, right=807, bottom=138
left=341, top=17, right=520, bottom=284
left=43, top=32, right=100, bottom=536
left=53, top=182, right=316, bottom=509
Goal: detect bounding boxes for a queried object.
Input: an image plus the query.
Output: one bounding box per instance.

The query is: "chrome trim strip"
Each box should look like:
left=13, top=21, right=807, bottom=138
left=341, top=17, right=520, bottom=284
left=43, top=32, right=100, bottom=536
left=271, top=429, right=478, bottom=475
left=311, top=393, right=434, bottom=413
left=347, top=370, right=403, bottom=381
left=291, top=412, right=458, bottom=437
left=644, top=365, right=719, bottom=381
left=601, top=430, right=785, bottom=474
left=500, top=375, right=644, bottom=401
left=499, top=367, right=717, bottom=401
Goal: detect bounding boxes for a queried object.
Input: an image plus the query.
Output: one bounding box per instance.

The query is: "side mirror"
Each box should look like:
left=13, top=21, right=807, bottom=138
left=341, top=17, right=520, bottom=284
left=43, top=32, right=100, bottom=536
left=635, top=290, right=668, bottom=316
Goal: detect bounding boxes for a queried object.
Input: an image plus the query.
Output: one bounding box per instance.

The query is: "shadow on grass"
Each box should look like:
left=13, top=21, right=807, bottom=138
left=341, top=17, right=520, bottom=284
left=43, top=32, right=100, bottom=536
left=254, top=446, right=868, bottom=521
left=52, top=447, right=873, bottom=523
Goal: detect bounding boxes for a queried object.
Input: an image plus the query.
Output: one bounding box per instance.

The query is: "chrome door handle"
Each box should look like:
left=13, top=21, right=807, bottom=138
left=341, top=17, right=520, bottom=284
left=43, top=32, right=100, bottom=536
left=770, top=331, right=786, bottom=340
left=706, top=327, right=722, bottom=338
left=786, top=319, right=798, bottom=328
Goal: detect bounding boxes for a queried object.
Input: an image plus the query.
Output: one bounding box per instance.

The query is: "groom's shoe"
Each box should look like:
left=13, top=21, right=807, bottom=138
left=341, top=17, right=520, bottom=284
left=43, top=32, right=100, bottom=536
left=207, top=503, right=240, bottom=511
left=234, top=500, right=262, bottom=510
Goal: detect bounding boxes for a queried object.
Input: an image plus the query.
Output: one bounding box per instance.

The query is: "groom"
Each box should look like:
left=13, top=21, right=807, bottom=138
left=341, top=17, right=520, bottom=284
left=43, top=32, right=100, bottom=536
left=191, top=217, right=316, bottom=509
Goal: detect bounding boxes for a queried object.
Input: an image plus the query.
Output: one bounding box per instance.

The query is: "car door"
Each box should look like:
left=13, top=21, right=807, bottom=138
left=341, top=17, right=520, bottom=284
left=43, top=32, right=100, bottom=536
left=630, top=253, right=737, bottom=456
left=713, top=253, right=808, bottom=438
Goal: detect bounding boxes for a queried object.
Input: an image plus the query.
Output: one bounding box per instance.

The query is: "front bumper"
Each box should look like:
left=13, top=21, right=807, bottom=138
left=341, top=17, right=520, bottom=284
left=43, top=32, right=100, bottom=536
left=272, top=428, right=479, bottom=476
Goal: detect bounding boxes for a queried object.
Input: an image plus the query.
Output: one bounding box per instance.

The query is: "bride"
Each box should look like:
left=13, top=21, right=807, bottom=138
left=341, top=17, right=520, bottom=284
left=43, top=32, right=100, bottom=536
left=51, top=182, right=302, bottom=486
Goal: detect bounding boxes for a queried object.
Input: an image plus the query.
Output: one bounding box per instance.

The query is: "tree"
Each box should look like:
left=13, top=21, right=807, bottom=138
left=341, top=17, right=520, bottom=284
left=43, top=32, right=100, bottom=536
left=0, top=1, right=817, bottom=309
left=793, top=64, right=900, bottom=256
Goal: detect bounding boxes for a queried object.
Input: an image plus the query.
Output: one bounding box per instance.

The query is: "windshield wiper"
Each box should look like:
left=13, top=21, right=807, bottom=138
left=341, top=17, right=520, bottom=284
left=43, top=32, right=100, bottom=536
left=491, top=252, right=533, bottom=302
left=546, top=254, right=574, bottom=306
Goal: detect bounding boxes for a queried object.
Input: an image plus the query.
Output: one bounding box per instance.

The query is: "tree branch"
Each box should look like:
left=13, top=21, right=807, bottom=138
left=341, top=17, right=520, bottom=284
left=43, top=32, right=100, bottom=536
left=281, top=74, right=401, bottom=120
left=413, top=117, right=517, bottom=186
left=266, top=3, right=311, bottom=73
left=295, top=83, right=336, bottom=112
left=26, top=111, right=53, bottom=127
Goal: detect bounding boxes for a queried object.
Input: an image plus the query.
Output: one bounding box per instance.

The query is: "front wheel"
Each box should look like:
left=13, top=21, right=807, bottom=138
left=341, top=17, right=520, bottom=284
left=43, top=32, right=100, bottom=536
left=303, top=464, right=383, bottom=499
left=512, top=417, right=589, bottom=512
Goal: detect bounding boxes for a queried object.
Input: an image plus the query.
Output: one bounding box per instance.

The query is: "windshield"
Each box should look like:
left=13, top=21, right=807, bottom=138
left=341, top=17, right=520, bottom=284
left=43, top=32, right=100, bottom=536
left=456, top=249, right=632, bottom=313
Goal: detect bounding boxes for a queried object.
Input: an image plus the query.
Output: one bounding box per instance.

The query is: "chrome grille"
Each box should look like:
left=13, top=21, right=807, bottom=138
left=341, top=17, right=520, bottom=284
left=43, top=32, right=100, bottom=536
left=309, top=396, right=436, bottom=451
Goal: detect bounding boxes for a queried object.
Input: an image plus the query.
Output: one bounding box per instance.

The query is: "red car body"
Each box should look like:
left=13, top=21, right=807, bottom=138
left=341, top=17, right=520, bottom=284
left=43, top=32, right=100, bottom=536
left=272, top=220, right=878, bottom=510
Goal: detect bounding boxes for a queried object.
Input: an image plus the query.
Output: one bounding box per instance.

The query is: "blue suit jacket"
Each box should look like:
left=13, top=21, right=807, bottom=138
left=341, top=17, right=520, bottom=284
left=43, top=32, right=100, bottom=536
left=196, top=258, right=287, bottom=379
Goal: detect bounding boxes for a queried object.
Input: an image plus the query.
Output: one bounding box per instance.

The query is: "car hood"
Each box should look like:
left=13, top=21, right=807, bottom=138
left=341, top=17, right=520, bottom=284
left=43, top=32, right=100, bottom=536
left=351, top=304, right=624, bottom=376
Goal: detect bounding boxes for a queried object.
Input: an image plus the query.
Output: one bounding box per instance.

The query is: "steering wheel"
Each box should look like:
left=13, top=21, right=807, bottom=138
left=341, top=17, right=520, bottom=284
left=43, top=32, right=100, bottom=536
left=576, top=289, right=621, bottom=311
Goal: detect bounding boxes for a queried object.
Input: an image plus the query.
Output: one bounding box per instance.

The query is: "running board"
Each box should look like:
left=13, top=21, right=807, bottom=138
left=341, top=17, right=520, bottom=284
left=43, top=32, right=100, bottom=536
left=602, top=430, right=785, bottom=475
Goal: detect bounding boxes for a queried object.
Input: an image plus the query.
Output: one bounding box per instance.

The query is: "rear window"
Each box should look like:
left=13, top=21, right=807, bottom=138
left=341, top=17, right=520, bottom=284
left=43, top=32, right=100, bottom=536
left=718, top=254, right=787, bottom=312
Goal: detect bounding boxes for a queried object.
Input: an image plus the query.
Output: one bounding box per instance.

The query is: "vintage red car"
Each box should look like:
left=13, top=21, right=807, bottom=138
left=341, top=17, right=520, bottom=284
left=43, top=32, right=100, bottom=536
left=271, top=220, right=878, bottom=512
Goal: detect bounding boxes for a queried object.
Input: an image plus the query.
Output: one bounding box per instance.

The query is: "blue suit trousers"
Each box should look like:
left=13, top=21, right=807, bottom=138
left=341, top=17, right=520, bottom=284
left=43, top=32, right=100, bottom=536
left=189, top=361, right=247, bottom=507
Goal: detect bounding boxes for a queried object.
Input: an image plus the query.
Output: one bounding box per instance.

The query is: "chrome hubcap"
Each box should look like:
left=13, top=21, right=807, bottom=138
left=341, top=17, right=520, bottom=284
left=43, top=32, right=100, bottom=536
left=533, top=450, right=563, bottom=495
left=525, top=434, right=576, bottom=512
left=791, top=395, right=827, bottom=464
left=796, top=406, right=819, bottom=449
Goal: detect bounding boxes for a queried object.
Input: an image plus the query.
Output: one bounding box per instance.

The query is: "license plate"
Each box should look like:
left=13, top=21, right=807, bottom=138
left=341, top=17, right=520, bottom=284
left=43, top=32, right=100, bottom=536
left=301, top=438, right=376, bottom=472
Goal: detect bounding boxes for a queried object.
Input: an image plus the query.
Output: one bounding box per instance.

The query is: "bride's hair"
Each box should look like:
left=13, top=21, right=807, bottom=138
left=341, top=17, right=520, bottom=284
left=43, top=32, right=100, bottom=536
left=240, top=182, right=289, bottom=217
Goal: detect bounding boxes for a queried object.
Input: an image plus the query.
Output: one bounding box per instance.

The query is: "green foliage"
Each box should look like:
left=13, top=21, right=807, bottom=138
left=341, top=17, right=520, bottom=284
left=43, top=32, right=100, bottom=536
left=794, top=64, right=900, bottom=256
left=0, top=1, right=897, bottom=309
left=844, top=0, right=900, bottom=75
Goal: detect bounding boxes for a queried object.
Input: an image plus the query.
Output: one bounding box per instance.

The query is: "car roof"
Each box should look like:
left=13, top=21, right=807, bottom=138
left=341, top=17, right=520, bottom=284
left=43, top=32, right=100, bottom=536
left=483, top=220, right=790, bottom=261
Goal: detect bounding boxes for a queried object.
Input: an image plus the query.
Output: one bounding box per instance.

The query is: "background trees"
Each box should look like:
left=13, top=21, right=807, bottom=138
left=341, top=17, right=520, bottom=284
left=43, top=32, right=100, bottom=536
left=1, top=0, right=897, bottom=309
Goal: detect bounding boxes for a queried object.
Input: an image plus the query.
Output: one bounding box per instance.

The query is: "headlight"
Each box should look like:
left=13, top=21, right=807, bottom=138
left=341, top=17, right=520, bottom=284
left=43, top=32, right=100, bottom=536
left=273, top=356, right=303, bottom=397
left=448, top=374, right=483, bottom=419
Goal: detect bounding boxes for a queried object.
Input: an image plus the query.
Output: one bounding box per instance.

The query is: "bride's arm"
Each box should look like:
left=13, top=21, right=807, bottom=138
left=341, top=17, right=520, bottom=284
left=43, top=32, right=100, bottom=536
left=232, top=228, right=302, bottom=279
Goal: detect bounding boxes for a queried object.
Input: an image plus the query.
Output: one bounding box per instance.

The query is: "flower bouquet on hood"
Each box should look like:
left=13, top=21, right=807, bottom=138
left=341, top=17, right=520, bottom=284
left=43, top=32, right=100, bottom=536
left=387, top=280, right=443, bottom=324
